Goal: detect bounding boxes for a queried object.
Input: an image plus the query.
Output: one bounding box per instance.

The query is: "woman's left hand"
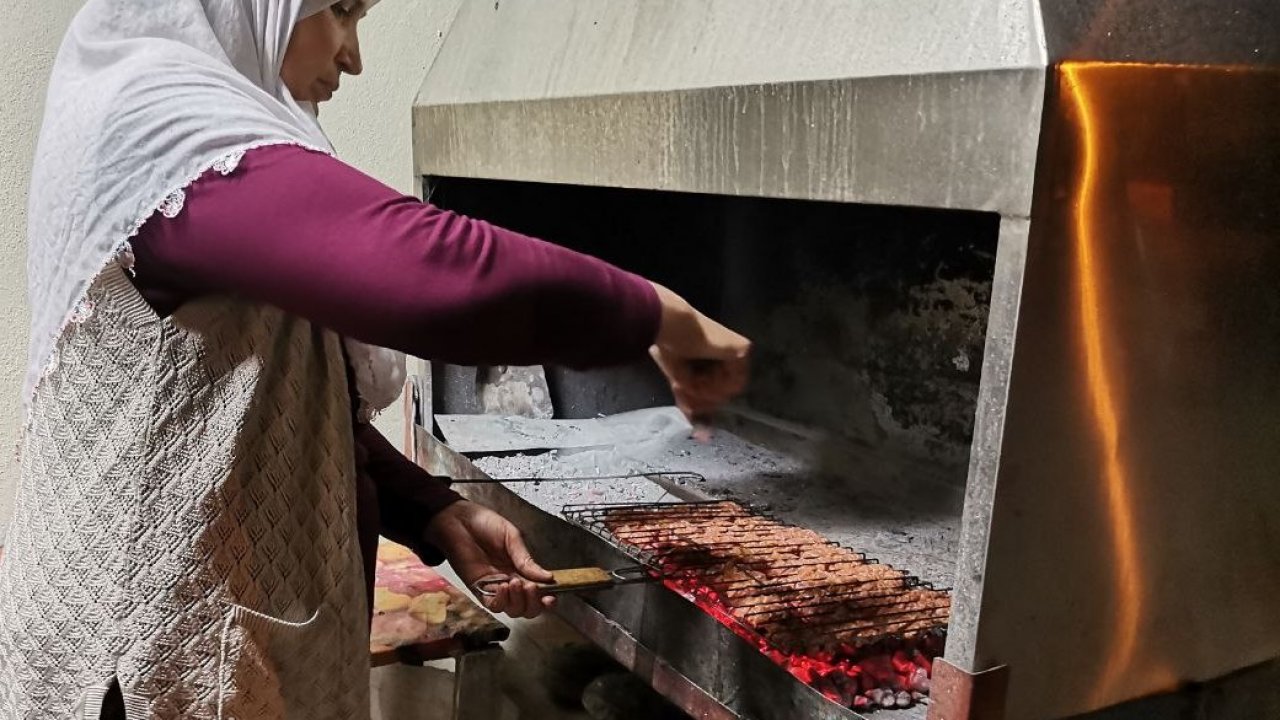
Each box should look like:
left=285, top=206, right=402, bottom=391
left=425, top=500, right=554, bottom=619
left=648, top=282, right=752, bottom=422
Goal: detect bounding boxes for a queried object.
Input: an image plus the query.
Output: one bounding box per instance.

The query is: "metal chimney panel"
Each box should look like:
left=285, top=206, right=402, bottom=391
left=419, top=0, right=1045, bottom=103
left=414, top=0, right=1047, bottom=215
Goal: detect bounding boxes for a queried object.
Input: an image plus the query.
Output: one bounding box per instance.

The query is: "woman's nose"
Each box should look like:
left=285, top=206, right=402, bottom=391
left=338, top=31, right=363, bottom=76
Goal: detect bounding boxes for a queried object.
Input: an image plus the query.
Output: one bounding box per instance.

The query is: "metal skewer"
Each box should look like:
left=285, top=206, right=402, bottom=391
left=448, top=471, right=705, bottom=485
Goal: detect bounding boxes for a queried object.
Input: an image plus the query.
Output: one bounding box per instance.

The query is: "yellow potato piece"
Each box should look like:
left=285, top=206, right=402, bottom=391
left=378, top=542, right=416, bottom=562
left=374, top=588, right=412, bottom=613
left=408, top=592, right=450, bottom=625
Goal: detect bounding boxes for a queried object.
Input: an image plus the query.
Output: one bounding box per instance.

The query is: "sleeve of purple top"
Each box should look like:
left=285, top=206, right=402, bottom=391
left=130, top=144, right=662, bottom=369
left=354, top=422, right=461, bottom=564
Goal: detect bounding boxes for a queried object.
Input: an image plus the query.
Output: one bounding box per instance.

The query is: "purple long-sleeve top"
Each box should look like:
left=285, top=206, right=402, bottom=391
left=129, top=144, right=661, bottom=603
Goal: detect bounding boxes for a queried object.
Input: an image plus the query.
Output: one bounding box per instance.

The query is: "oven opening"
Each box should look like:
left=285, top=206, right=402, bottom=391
left=426, top=176, right=1001, bottom=713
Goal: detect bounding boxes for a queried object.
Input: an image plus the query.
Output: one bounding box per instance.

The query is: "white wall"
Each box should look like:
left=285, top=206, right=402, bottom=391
left=0, top=0, right=462, bottom=526
left=0, top=3, right=83, bottom=528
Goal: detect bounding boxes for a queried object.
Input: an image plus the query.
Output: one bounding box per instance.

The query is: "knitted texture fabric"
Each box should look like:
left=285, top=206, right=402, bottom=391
left=0, top=263, right=370, bottom=720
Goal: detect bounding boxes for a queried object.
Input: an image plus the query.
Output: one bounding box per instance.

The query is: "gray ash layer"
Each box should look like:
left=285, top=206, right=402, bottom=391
left=466, top=407, right=960, bottom=587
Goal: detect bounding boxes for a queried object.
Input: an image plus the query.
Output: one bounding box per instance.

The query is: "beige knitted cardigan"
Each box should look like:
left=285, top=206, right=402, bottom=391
left=0, top=262, right=370, bottom=719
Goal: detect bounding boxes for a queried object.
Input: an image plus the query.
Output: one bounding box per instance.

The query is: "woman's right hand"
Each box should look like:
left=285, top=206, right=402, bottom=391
left=649, top=282, right=752, bottom=422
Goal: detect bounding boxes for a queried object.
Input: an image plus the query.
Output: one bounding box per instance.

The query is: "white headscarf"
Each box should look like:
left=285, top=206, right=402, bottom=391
left=26, top=0, right=403, bottom=422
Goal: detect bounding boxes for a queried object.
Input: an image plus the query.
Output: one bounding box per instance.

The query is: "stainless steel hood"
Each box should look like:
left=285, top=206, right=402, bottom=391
left=412, top=2, right=1280, bottom=718
left=414, top=0, right=1047, bottom=215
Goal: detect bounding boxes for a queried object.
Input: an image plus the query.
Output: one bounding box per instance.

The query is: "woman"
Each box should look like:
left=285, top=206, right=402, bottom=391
left=0, top=1, right=750, bottom=719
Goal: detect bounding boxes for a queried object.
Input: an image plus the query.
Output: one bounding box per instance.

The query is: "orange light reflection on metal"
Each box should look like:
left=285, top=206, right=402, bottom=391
left=1061, top=62, right=1143, bottom=706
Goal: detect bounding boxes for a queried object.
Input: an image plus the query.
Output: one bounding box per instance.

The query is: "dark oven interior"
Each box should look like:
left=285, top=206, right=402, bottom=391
left=424, top=176, right=1002, bottom=713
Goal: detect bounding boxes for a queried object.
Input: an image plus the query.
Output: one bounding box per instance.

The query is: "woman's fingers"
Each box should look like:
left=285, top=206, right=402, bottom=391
left=502, top=579, right=528, bottom=618
left=504, top=525, right=553, bottom=583
left=658, top=351, right=751, bottom=421
left=485, top=582, right=511, bottom=614
left=479, top=576, right=552, bottom=619
left=647, top=284, right=752, bottom=423
left=504, top=578, right=548, bottom=619
left=518, top=579, right=545, bottom=619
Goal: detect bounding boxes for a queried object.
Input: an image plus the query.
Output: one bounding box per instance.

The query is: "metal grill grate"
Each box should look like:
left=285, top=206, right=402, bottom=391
left=561, top=500, right=950, bottom=653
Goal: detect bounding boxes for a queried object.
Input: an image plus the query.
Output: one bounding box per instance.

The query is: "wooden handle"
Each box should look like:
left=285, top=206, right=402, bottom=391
left=473, top=567, right=617, bottom=597
left=547, top=567, right=614, bottom=588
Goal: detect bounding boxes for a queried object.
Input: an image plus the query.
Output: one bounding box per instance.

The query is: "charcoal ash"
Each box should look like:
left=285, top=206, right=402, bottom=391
left=465, top=407, right=959, bottom=587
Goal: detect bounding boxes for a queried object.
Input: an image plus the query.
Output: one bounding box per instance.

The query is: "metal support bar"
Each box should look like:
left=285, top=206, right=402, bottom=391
left=452, top=647, right=507, bottom=720
left=927, top=659, right=1010, bottom=720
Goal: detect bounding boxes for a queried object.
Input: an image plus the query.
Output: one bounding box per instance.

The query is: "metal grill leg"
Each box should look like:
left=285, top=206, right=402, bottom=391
left=452, top=647, right=506, bottom=720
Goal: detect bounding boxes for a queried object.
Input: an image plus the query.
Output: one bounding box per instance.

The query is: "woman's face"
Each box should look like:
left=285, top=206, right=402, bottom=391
left=281, top=1, right=367, bottom=104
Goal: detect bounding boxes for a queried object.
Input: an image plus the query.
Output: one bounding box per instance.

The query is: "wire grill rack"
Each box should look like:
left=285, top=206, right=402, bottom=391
left=561, top=500, right=950, bottom=652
